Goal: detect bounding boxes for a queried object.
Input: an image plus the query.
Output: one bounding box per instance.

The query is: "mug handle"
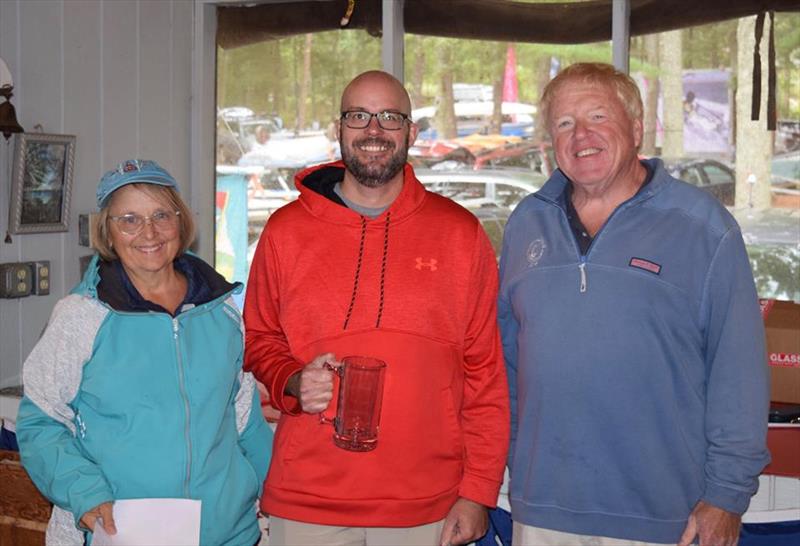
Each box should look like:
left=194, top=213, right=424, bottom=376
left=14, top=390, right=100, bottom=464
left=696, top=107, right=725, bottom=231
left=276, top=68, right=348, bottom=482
left=318, top=362, right=343, bottom=426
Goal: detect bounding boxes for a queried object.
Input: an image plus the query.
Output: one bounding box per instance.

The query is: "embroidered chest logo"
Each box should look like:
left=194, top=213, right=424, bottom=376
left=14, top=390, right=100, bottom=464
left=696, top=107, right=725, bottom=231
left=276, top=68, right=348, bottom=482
left=526, top=238, right=546, bottom=267
left=629, top=257, right=662, bottom=275
left=415, top=257, right=438, bottom=271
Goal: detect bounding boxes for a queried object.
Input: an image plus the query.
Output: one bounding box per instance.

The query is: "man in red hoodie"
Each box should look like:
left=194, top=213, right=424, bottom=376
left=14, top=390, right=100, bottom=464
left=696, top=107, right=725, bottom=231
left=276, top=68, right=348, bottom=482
left=244, top=70, right=509, bottom=546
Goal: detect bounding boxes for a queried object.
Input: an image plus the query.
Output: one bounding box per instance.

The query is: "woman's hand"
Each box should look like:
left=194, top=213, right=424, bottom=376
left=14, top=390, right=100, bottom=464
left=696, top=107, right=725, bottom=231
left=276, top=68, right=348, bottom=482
left=80, top=501, right=117, bottom=535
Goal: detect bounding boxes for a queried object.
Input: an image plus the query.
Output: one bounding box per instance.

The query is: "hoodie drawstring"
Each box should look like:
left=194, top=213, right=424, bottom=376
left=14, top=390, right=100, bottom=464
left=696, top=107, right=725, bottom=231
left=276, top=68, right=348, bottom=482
left=343, top=217, right=368, bottom=330
left=342, top=212, right=391, bottom=330
left=375, top=212, right=390, bottom=328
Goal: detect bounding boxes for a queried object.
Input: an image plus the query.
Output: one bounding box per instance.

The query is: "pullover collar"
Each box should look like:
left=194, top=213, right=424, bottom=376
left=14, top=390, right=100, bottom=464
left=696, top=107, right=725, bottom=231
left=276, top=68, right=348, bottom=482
left=536, top=157, right=669, bottom=211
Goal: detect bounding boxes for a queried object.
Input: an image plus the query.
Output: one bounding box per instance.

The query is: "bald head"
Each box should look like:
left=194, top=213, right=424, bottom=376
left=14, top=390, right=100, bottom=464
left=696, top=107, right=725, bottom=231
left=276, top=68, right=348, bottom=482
left=341, top=71, right=412, bottom=115
left=337, top=71, right=418, bottom=194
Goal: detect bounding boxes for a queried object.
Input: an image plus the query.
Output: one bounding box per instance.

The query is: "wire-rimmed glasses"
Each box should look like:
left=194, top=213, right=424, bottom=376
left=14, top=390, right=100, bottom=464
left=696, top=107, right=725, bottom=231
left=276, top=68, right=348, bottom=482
left=109, top=210, right=181, bottom=235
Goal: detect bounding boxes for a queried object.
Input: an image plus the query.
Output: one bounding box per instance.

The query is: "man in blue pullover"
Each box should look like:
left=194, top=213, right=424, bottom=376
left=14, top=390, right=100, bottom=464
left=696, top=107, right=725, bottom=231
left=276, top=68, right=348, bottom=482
left=499, top=62, right=770, bottom=546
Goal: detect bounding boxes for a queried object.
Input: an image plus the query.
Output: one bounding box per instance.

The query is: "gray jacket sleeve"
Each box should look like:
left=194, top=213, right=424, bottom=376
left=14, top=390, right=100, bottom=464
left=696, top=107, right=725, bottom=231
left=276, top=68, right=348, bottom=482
left=16, top=294, right=113, bottom=536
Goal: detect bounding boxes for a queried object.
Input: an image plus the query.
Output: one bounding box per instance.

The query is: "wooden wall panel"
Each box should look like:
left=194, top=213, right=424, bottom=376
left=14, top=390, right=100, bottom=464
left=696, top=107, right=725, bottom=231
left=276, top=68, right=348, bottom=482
left=102, top=0, right=139, bottom=165
left=0, top=0, right=23, bottom=388
left=139, top=0, right=173, bottom=168
left=171, top=0, right=194, bottom=201
left=16, top=0, right=66, bottom=381
left=0, top=0, right=196, bottom=394
left=64, top=1, right=102, bottom=289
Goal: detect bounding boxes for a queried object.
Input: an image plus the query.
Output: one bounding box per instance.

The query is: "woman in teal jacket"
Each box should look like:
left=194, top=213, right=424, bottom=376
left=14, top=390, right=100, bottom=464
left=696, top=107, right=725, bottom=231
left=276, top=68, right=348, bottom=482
left=17, top=159, right=272, bottom=545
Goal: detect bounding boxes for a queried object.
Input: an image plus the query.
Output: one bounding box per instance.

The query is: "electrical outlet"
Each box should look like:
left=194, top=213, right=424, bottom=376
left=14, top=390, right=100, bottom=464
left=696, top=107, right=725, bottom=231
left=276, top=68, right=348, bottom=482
left=0, top=262, right=34, bottom=298
left=30, top=261, right=51, bottom=295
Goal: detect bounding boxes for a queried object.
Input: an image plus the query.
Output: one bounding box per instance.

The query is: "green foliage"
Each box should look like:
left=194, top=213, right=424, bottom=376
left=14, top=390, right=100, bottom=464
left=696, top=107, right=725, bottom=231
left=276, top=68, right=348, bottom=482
left=217, top=13, right=799, bottom=131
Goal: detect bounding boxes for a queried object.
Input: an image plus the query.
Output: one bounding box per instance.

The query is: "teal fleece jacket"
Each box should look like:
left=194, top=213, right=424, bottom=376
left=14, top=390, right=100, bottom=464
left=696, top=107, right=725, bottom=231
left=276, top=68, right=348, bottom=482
left=17, top=254, right=272, bottom=545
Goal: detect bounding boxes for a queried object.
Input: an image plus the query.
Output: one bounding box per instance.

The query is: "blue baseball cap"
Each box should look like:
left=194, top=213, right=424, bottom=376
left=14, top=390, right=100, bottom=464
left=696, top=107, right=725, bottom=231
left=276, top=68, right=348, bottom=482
left=96, top=159, right=178, bottom=208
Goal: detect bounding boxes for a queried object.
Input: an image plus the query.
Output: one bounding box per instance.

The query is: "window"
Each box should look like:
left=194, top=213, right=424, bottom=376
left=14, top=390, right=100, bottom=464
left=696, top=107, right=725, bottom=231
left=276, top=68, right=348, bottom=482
left=215, top=30, right=381, bottom=300
left=214, top=12, right=800, bottom=304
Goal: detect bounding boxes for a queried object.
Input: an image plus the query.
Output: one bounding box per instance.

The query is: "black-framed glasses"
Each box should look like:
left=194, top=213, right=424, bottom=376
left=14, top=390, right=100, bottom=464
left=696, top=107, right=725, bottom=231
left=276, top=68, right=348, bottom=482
left=109, top=210, right=181, bottom=235
left=340, top=110, right=410, bottom=131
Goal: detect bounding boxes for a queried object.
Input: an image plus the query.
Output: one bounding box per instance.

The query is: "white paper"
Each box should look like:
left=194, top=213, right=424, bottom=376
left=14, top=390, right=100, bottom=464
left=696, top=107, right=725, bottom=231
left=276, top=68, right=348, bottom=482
left=91, top=498, right=201, bottom=546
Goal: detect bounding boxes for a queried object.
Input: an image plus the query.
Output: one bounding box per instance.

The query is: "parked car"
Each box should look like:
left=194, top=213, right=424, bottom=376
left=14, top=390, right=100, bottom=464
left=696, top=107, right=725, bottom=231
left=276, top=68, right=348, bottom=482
left=471, top=204, right=511, bottom=259
left=413, top=101, right=536, bottom=139
left=772, top=151, right=799, bottom=185
left=410, top=136, right=555, bottom=177
left=734, top=207, right=800, bottom=302
left=662, top=157, right=736, bottom=206
left=771, top=152, right=800, bottom=208
left=417, top=168, right=545, bottom=211
left=408, top=140, right=476, bottom=169
left=776, top=120, right=800, bottom=154
left=237, top=129, right=339, bottom=172
left=218, top=107, right=284, bottom=154
left=472, top=141, right=555, bottom=176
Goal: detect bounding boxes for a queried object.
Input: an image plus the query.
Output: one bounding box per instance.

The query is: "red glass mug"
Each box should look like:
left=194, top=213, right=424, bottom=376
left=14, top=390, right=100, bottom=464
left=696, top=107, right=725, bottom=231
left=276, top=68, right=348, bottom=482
left=320, top=356, right=387, bottom=452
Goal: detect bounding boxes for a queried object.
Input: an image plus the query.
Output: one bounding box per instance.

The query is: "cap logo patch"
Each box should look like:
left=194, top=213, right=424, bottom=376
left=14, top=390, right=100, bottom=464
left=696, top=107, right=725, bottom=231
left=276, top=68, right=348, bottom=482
left=629, top=257, right=661, bottom=275
left=121, top=160, right=140, bottom=173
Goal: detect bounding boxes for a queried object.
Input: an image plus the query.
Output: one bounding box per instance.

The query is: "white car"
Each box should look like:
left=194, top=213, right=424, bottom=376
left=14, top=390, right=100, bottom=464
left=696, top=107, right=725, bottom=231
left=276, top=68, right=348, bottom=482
left=417, top=168, right=545, bottom=211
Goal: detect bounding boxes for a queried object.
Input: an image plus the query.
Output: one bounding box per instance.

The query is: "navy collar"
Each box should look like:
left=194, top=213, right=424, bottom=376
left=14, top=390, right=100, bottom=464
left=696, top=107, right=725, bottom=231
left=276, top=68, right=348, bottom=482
left=97, top=254, right=236, bottom=315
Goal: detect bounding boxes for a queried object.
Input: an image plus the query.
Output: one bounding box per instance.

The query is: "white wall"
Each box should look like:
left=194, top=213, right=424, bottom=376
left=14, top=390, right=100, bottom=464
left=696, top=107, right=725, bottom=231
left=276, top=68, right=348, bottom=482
left=0, top=0, right=197, bottom=389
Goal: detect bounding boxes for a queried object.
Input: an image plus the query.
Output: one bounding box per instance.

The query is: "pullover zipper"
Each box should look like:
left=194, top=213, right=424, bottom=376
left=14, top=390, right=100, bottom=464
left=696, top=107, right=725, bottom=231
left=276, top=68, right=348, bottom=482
left=578, top=258, right=587, bottom=293
left=173, top=318, right=192, bottom=497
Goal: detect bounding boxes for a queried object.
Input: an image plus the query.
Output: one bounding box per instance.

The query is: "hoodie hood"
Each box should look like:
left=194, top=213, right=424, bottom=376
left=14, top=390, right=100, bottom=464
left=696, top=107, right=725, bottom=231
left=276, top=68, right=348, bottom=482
left=294, top=161, right=428, bottom=227
left=291, top=161, right=431, bottom=330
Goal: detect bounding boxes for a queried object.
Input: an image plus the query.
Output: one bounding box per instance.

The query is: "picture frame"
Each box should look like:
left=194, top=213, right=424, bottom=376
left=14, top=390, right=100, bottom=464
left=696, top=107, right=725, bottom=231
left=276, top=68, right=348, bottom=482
left=8, top=132, right=76, bottom=234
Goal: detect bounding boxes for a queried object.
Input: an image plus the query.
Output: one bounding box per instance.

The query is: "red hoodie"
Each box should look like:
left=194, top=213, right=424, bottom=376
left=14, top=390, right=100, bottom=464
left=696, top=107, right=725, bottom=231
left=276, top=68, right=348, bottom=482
left=244, top=161, right=509, bottom=526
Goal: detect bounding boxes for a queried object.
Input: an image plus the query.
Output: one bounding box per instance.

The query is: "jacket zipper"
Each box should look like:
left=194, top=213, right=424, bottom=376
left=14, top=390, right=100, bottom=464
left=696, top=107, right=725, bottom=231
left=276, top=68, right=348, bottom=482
left=173, top=318, right=192, bottom=497
left=536, top=167, right=659, bottom=295
left=87, top=290, right=240, bottom=497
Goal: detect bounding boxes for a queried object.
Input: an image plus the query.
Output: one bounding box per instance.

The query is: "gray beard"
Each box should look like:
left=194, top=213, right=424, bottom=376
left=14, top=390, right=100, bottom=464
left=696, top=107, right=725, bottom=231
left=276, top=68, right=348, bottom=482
left=340, top=134, right=408, bottom=188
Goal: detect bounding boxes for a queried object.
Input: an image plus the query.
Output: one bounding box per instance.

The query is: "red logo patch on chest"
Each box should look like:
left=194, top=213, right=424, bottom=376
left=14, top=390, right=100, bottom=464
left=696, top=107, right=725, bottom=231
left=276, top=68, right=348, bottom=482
left=629, top=257, right=661, bottom=275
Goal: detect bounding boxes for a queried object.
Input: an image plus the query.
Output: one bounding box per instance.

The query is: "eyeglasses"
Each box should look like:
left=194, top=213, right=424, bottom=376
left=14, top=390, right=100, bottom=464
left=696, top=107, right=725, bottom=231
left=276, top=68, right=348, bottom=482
left=109, top=210, right=181, bottom=235
left=340, top=110, right=410, bottom=131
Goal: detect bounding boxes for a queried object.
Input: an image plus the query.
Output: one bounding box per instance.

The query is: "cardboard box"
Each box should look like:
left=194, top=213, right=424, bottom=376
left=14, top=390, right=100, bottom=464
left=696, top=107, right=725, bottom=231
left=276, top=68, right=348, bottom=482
left=761, top=299, right=800, bottom=404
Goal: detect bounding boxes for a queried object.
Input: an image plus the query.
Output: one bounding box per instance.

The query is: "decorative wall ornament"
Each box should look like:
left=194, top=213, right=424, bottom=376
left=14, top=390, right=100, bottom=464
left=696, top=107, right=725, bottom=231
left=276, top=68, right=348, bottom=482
left=8, top=133, right=76, bottom=234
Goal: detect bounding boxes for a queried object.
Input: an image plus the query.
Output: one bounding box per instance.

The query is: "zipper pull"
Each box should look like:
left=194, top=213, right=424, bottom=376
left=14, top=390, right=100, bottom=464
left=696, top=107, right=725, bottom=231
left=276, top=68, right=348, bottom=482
left=173, top=318, right=179, bottom=339
left=75, top=412, right=86, bottom=438
left=578, top=261, right=587, bottom=293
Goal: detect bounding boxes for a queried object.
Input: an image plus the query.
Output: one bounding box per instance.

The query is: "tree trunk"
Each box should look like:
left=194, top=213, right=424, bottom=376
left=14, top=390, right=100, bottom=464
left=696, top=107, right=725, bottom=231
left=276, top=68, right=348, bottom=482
left=659, top=29, right=684, bottom=158
left=410, top=47, right=426, bottom=110
left=217, top=47, right=228, bottom=108
left=532, top=55, right=551, bottom=143
left=735, top=15, right=773, bottom=210
left=296, top=33, right=314, bottom=132
left=435, top=42, right=457, bottom=140
left=641, top=34, right=660, bottom=156
left=490, top=43, right=507, bottom=135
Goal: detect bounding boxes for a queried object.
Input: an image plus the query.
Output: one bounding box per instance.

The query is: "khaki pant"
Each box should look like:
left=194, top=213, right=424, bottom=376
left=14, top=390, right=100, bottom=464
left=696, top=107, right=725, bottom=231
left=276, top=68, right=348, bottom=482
left=512, top=522, right=670, bottom=546
left=268, top=516, right=446, bottom=546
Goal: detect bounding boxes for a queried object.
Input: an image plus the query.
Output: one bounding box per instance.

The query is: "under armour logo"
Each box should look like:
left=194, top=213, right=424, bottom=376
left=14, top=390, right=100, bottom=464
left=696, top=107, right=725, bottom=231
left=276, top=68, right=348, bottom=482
left=415, top=257, right=438, bottom=271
